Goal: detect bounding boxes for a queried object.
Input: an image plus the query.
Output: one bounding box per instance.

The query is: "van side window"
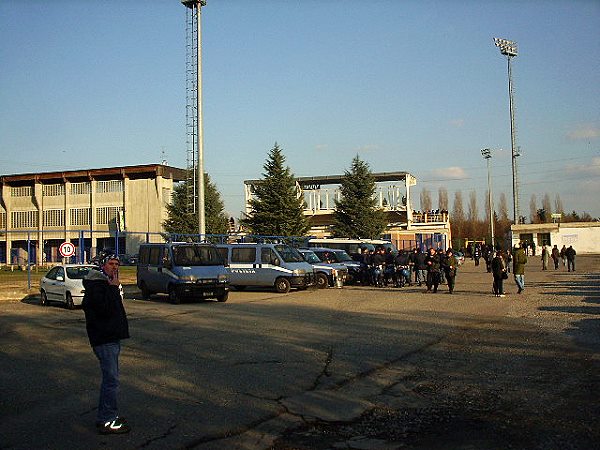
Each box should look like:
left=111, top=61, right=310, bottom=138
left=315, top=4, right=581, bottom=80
left=232, top=248, right=256, bottom=263
left=149, top=247, right=161, bottom=265
left=216, top=247, right=228, bottom=262
left=162, top=247, right=171, bottom=265
left=261, top=248, right=279, bottom=265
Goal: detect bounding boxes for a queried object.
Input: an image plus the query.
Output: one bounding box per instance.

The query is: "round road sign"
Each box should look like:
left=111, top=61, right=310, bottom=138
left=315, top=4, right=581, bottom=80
left=59, top=242, right=76, bottom=258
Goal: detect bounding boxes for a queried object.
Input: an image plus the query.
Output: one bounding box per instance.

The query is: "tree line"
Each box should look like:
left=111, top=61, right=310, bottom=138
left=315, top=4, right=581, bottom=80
left=164, top=143, right=596, bottom=242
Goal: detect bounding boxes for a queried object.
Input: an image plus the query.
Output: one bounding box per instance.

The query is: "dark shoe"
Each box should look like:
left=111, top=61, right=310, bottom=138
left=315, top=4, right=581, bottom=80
left=98, top=417, right=131, bottom=435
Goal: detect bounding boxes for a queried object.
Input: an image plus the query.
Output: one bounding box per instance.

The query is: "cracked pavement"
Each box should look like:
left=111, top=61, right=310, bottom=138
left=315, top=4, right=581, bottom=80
left=1, top=256, right=599, bottom=449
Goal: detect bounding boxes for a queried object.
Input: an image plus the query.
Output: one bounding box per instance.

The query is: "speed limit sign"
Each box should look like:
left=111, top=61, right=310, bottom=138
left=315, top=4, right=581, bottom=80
left=59, top=242, right=76, bottom=258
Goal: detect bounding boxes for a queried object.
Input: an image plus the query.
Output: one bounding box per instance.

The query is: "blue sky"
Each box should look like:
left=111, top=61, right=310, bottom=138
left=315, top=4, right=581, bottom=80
left=1, top=0, right=599, bottom=220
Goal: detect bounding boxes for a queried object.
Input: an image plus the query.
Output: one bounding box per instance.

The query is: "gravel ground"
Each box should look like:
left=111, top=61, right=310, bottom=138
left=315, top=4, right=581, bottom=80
left=270, top=255, right=600, bottom=450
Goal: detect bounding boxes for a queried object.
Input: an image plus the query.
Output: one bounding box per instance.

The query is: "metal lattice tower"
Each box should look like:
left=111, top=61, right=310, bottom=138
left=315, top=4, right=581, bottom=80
left=184, top=5, right=198, bottom=214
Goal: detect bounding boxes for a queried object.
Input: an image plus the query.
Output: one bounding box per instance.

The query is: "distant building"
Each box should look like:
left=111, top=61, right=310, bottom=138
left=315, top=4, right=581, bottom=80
left=244, top=171, right=451, bottom=250
left=0, top=164, right=186, bottom=265
left=511, top=222, right=600, bottom=254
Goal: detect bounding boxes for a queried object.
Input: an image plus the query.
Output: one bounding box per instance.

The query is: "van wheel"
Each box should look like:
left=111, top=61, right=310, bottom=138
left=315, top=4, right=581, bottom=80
left=316, top=273, right=329, bottom=289
left=217, top=292, right=229, bottom=302
left=168, top=285, right=181, bottom=304
left=275, top=277, right=291, bottom=294
left=139, top=282, right=151, bottom=300
left=65, top=292, right=75, bottom=310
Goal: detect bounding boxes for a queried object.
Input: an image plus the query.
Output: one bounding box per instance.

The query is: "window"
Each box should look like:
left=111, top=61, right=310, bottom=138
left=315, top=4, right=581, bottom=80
left=11, top=211, right=38, bottom=228
left=43, top=209, right=64, bottom=227
left=537, top=233, right=551, bottom=246
left=261, top=248, right=279, bottom=265
left=70, top=208, right=91, bottom=226
left=149, top=247, right=162, bottom=265
left=70, top=182, right=91, bottom=195
left=42, top=184, right=65, bottom=196
left=96, top=180, right=123, bottom=193
left=96, top=206, right=122, bottom=225
left=11, top=186, right=32, bottom=197
left=231, top=248, right=256, bottom=263
left=0, top=211, right=6, bottom=229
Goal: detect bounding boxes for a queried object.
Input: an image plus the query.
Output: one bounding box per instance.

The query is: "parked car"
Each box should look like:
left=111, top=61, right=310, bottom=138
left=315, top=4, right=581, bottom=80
left=298, top=248, right=347, bottom=288
left=40, top=264, right=100, bottom=309
left=310, top=247, right=362, bottom=284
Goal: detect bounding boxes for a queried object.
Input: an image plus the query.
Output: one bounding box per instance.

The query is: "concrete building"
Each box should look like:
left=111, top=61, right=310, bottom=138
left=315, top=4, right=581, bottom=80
left=0, top=164, right=186, bottom=265
left=511, top=222, right=600, bottom=254
left=244, top=171, right=452, bottom=250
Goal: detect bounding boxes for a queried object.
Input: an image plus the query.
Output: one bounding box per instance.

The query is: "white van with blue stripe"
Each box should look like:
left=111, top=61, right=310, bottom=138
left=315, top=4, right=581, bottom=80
left=216, top=243, right=316, bottom=293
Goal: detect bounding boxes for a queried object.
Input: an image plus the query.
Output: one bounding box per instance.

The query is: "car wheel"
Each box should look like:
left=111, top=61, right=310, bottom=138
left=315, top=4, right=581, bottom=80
left=65, top=292, right=75, bottom=310
left=275, top=277, right=291, bottom=294
left=41, top=290, right=48, bottom=306
left=316, top=273, right=329, bottom=289
left=168, top=285, right=181, bottom=304
left=139, top=282, right=151, bottom=300
left=216, top=292, right=229, bottom=302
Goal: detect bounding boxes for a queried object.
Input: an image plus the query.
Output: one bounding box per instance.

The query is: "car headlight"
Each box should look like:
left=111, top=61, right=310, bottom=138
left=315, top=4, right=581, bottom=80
left=218, top=274, right=228, bottom=283
left=179, top=275, right=198, bottom=282
left=292, top=269, right=304, bottom=276
left=331, top=269, right=337, bottom=276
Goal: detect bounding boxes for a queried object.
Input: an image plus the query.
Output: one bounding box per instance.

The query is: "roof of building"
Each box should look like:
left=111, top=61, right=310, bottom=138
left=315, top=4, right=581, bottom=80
left=244, top=171, right=414, bottom=186
left=0, top=164, right=187, bottom=184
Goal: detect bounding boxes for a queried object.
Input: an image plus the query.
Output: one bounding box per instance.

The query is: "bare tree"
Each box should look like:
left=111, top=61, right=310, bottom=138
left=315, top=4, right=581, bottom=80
left=542, top=193, right=552, bottom=222
left=468, top=190, right=479, bottom=222
left=498, top=193, right=509, bottom=222
left=529, top=194, right=537, bottom=224
left=452, top=191, right=465, bottom=222
left=420, top=188, right=432, bottom=212
left=554, top=194, right=564, bottom=216
left=438, top=187, right=449, bottom=211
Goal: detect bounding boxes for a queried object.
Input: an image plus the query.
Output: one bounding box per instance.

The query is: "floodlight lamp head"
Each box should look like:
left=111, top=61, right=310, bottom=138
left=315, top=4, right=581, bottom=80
left=181, top=0, right=206, bottom=8
left=493, top=37, right=518, bottom=57
left=481, top=148, right=492, bottom=159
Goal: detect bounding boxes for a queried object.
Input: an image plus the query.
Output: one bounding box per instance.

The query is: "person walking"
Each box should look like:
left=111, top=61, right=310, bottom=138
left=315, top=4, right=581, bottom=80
left=566, top=245, right=577, bottom=272
left=491, top=251, right=507, bottom=297
left=82, top=253, right=131, bottom=435
left=541, top=245, right=549, bottom=271
left=473, top=244, right=481, bottom=267
left=560, top=245, right=567, bottom=268
left=513, top=243, right=528, bottom=294
left=551, top=245, right=560, bottom=270
left=425, top=247, right=441, bottom=293
left=414, top=248, right=427, bottom=286
left=442, top=248, right=458, bottom=294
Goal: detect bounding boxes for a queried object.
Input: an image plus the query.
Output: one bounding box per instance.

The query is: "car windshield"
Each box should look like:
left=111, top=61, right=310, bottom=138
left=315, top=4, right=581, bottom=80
left=173, top=245, right=223, bottom=266
left=301, top=251, right=322, bottom=264
left=333, top=251, right=354, bottom=262
left=66, top=266, right=98, bottom=279
left=274, top=245, right=304, bottom=263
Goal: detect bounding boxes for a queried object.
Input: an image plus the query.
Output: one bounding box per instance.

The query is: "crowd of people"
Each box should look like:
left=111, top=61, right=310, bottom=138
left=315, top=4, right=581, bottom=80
left=355, top=241, right=578, bottom=299
left=355, top=246, right=458, bottom=294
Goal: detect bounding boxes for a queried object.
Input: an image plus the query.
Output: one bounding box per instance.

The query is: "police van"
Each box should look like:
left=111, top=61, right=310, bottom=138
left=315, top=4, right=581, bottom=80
left=137, top=242, right=229, bottom=304
left=216, top=243, right=316, bottom=293
left=298, top=248, right=347, bottom=289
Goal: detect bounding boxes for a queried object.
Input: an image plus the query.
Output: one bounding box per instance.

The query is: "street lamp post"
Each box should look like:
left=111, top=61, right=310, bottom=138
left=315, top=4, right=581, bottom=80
left=182, top=0, right=206, bottom=236
left=481, top=148, right=495, bottom=247
left=493, top=37, right=520, bottom=224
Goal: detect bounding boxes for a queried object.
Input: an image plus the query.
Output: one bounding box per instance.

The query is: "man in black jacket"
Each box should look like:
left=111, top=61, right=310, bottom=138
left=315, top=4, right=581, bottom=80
left=82, top=253, right=130, bottom=435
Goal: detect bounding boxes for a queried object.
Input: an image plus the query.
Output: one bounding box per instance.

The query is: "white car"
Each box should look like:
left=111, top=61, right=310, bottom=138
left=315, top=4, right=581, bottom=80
left=40, top=264, right=100, bottom=309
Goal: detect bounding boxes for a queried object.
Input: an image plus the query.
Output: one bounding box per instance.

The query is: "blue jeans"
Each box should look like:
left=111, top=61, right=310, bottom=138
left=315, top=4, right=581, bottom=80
left=514, top=274, right=525, bottom=292
left=93, top=342, right=121, bottom=423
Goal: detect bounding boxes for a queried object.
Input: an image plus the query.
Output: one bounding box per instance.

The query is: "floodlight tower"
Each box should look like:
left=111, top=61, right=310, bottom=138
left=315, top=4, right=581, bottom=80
left=493, top=37, right=520, bottom=224
left=182, top=0, right=206, bottom=236
left=481, top=148, right=495, bottom=246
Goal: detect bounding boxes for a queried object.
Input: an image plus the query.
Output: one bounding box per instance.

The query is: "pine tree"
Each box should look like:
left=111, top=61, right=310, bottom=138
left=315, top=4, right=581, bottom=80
left=240, top=143, right=309, bottom=236
left=332, top=155, right=387, bottom=239
left=163, top=172, right=229, bottom=235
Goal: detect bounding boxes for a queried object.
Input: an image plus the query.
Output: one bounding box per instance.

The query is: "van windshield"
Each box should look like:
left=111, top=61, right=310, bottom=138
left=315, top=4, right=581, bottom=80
left=274, top=245, right=304, bottom=263
left=172, top=245, right=223, bottom=266
left=301, top=250, right=321, bottom=264
left=333, top=251, right=354, bottom=263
